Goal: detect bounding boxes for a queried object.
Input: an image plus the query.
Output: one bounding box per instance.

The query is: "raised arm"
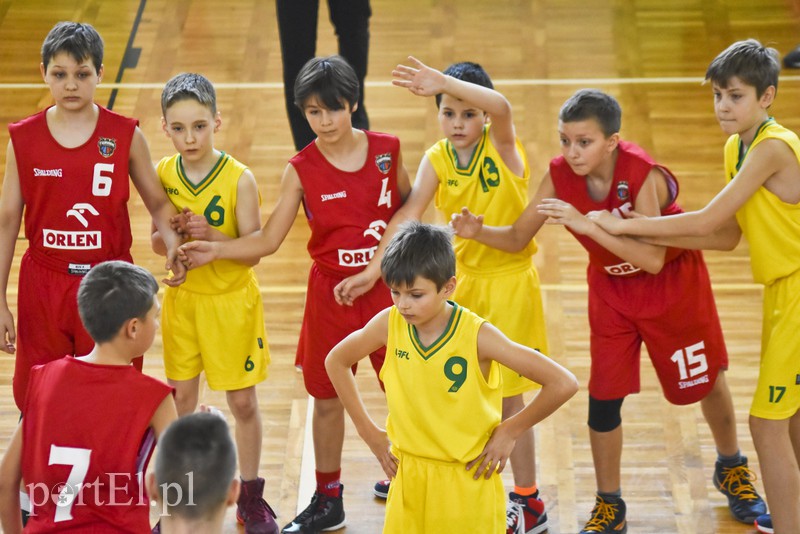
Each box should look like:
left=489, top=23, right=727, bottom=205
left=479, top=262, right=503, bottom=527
left=129, top=128, right=186, bottom=286
left=324, top=309, right=398, bottom=478
left=451, top=171, right=554, bottom=252
left=392, top=56, right=521, bottom=174
left=0, top=142, right=22, bottom=354
left=179, top=163, right=303, bottom=268
left=466, top=323, right=578, bottom=479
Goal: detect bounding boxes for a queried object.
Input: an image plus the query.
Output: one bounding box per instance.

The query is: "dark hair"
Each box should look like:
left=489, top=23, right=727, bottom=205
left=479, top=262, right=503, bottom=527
left=435, top=61, right=494, bottom=107
left=558, top=89, right=622, bottom=137
left=154, top=413, right=237, bottom=519
left=161, top=73, right=217, bottom=115
left=294, top=55, right=359, bottom=111
left=705, top=39, right=780, bottom=98
left=381, top=221, right=455, bottom=291
left=41, top=22, right=103, bottom=75
left=77, top=261, right=158, bottom=343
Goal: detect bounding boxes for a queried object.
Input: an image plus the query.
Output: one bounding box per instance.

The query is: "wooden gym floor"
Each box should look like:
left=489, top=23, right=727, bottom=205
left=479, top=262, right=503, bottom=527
left=1, top=1, right=800, bottom=532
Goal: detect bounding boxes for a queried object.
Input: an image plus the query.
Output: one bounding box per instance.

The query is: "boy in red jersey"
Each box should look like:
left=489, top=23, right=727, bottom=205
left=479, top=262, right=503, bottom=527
left=452, top=89, right=765, bottom=534
left=0, top=261, right=177, bottom=533
left=590, top=40, right=800, bottom=534
left=180, top=55, right=411, bottom=533
left=0, top=21, right=185, bottom=412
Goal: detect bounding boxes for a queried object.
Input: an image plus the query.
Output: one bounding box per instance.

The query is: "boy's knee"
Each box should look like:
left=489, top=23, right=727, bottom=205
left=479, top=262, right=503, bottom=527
left=226, top=389, right=258, bottom=419
left=588, top=396, right=624, bottom=433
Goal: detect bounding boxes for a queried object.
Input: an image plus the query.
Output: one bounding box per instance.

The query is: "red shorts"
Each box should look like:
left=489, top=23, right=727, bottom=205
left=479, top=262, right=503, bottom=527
left=587, top=249, right=727, bottom=405
left=297, top=262, right=391, bottom=399
left=14, top=251, right=142, bottom=410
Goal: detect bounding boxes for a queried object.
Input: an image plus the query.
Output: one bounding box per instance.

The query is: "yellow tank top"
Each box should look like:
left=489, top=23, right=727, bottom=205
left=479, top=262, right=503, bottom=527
left=427, top=126, right=537, bottom=275
left=157, top=152, right=259, bottom=294
left=723, top=119, right=800, bottom=285
left=380, top=303, right=502, bottom=463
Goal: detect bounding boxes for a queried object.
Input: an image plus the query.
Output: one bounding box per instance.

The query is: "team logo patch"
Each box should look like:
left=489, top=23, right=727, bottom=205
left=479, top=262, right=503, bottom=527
left=98, top=137, right=117, bottom=158
left=375, top=153, right=392, bottom=174
left=616, top=180, right=630, bottom=202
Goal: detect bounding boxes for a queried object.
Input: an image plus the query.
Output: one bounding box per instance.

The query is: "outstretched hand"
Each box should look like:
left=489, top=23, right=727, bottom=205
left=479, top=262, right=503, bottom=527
left=178, top=240, right=218, bottom=270
left=392, top=56, right=448, bottom=97
left=586, top=210, right=625, bottom=235
left=449, top=207, right=484, bottom=239
left=537, top=198, right=593, bottom=235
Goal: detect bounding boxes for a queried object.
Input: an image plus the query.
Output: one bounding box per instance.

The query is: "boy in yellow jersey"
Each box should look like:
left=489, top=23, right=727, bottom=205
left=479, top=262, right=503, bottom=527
left=326, top=221, right=578, bottom=534
left=334, top=57, right=550, bottom=534
left=151, top=73, right=277, bottom=534
left=590, top=40, right=800, bottom=534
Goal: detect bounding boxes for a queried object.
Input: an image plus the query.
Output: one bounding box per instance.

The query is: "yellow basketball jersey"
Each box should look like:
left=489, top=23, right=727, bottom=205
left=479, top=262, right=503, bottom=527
left=723, top=119, right=800, bottom=285
left=380, top=303, right=503, bottom=463
left=427, top=125, right=537, bottom=274
left=158, top=152, right=260, bottom=294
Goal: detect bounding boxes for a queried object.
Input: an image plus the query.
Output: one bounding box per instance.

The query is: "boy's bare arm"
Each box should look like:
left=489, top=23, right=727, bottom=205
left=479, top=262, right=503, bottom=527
left=539, top=168, right=669, bottom=274
left=180, top=163, right=303, bottom=269
left=128, top=128, right=186, bottom=285
left=451, top=171, right=553, bottom=253
left=467, top=323, right=578, bottom=480
left=333, top=156, right=438, bottom=306
left=149, top=395, right=178, bottom=440
left=325, top=309, right=397, bottom=478
left=0, top=425, right=23, bottom=534
left=592, top=139, right=788, bottom=239
left=0, top=142, right=23, bottom=354
left=228, top=169, right=264, bottom=266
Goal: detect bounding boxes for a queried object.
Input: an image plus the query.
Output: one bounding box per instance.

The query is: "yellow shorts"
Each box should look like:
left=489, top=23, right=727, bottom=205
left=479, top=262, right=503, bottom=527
left=455, top=264, right=549, bottom=397
left=161, top=274, right=269, bottom=391
left=383, top=449, right=505, bottom=534
left=750, top=269, right=800, bottom=420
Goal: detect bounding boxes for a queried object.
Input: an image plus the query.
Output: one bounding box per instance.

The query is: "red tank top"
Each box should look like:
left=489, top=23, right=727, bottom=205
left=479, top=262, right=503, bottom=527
left=550, top=141, right=684, bottom=276
left=22, top=357, right=171, bottom=533
left=10, top=106, right=136, bottom=273
left=292, top=131, right=402, bottom=277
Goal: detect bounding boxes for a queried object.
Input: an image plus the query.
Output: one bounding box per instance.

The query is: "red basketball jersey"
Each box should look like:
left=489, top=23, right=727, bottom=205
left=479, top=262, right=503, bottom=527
left=10, top=106, right=136, bottom=273
left=550, top=141, right=684, bottom=277
left=292, top=131, right=402, bottom=277
left=22, top=357, right=172, bottom=533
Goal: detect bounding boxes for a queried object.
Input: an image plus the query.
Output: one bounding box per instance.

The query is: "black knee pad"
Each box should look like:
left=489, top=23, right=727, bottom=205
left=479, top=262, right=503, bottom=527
left=587, top=396, right=624, bottom=432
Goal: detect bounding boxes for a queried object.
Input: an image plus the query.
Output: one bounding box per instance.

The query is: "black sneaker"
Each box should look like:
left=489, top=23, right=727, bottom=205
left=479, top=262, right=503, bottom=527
left=713, top=457, right=767, bottom=524
left=373, top=479, right=390, bottom=499
left=281, top=485, right=345, bottom=533
left=580, top=495, right=627, bottom=534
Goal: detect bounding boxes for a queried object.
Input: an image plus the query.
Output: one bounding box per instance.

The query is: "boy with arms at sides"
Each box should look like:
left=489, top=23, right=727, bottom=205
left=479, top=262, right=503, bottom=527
left=148, top=412, right=240, bottom=534
left=334, top=57, right=551, bottom=534
left=0, top=261, right=177, bottom=533
left=326, top=221, right=578, bottom=534
left=179, top=55, right=411, bottom=533
left=452, top=89, right=766, bottom=533
left=590, top=40, right=800, bottom=534
left=0, top=21, right=186, bottom=413
left=151, top=73, right=277, bottom=534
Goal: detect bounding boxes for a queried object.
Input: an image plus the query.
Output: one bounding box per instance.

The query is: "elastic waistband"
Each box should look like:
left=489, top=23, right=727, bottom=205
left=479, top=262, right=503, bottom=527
left=392, top=446, right=466, bottom=468
left=25, top=247, right=132, bottom=275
